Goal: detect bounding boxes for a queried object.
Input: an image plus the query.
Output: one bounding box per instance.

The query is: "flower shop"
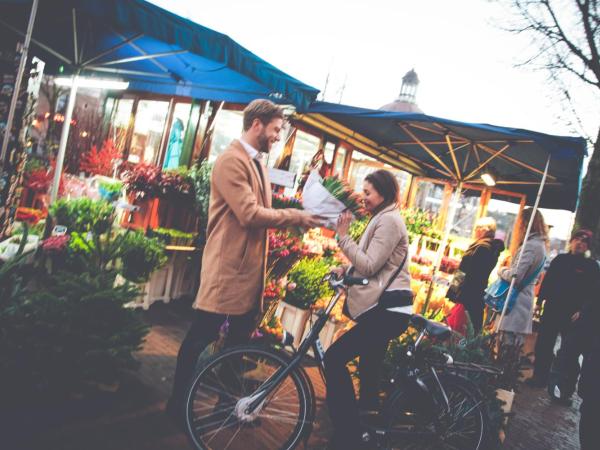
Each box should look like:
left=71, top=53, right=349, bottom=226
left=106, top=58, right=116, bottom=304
left=0, top=1, right=588, bottom=440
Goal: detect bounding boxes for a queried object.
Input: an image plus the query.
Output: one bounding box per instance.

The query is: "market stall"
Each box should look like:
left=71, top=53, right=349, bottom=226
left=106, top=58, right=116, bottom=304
left=0, top=0, right=319, bottom=306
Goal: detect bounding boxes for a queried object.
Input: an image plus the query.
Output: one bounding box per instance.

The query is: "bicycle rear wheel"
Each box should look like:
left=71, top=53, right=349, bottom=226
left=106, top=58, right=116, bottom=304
left=384, top=373, right=486, bottom=450
left=185, top=345, right=313, bottom=450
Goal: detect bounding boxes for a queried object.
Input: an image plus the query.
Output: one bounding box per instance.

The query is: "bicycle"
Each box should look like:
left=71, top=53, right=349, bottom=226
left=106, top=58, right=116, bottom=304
left=184, top=274, right=498, bottom=450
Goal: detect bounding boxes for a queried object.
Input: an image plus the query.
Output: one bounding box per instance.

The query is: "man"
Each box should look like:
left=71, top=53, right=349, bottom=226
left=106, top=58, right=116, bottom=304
left=166, top=99, right=322, bottom=423
left=525, top=229, right=599, bottom=398
left=577, top=296, right=600, bottom=449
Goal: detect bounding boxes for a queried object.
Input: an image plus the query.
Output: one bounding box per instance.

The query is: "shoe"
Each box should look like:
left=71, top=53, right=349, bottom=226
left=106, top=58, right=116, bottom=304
left=524, top=376, right=547, bottom=388
left=165, top=398, right=186, bottom=431
left=548, top=383, right=572, bottom=407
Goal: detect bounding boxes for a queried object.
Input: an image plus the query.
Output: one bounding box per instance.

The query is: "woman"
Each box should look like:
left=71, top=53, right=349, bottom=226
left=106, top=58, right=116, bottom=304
left=325, top=169, right=412, bottom=450
left=495, top=207, right=548, bottom=343
left=449, top=217, right=504, bottom=333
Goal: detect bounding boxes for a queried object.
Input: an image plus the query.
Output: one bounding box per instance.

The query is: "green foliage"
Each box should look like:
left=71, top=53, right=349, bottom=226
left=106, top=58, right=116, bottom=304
left=285, top=257, right=333, bottom=309
left=149, top=227, right=195, bottom=245
left=349, top=215, right=369, bottom=242
left=120, top=232, right=167, bottom=283
left=0, top=271, right=148, bottom=403
left=98, top=179, right=123, bottom=201
left=49, top=198, right=114, bottom=234
left=189, top=160, right=213, bottom=241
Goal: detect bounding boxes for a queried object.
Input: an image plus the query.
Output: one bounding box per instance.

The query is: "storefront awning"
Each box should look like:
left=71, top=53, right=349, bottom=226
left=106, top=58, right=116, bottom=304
left=0, top=0, right=319, bottom=108
left=299, top=102, right=587, bottom=211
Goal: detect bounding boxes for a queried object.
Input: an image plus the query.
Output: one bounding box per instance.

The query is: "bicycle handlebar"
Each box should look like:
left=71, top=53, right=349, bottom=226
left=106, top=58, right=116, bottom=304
left=325, top=272, right=369, bottom=288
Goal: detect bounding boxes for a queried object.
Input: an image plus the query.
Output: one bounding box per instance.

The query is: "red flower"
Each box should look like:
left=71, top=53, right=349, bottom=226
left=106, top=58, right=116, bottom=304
left=79, top=139, right=122, bottom=176
left=41, top=235, right=70, bottom=253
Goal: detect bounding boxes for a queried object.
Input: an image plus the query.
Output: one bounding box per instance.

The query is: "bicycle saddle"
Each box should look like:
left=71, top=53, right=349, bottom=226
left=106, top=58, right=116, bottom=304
left=410, top=314, right=452, bottom=340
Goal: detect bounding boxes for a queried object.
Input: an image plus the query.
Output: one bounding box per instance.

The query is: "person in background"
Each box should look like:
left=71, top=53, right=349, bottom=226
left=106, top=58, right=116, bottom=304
left=326, top=169, right=412, bottom=450
left=525, top=229, right=599, bottom=397
left=576, top=287, right=600, bottom=449
left=495, top=208, right=548, bottom=345
left=448, top=217, right=504, bottom=333
left=166, top=99, right=322, bottom=425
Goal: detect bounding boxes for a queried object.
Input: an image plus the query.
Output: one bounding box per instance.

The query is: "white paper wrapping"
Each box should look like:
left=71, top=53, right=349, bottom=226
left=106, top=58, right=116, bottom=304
left=301, top=170, right=348, bottom=229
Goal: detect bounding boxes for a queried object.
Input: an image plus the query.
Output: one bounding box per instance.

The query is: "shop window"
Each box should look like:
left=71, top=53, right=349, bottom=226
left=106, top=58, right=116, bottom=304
left=486, top=194, right=520, bottom=244
left=107, top=98, right=133, bottom=152
left=265, top=122, right=290, bottom=169
left=384, top=163, right=412, bottom=199
left=128, top=100, right=169, bottom=164
left=163, top=102, right=192, bottom=170
left=414, top=179, right=445, bottom=216
left=449, top=189, right=481, bottom=238
left=333, top=147, right=346, bottom=177
left=208, top=109, right=243, bottom=163
left=284, top=130, right=321, bottom=195
left=349, top=152, right=377, bottom=191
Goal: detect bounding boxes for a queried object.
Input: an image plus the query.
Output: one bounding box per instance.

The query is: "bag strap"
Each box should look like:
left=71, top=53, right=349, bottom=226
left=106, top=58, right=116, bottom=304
left=381, top=247, right=409, bottom=293
left=515, top=256, right=546, bottom=292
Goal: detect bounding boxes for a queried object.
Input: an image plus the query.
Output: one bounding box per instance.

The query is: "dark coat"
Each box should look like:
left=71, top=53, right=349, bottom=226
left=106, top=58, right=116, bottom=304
left=455, top=238, right=504, bottom=307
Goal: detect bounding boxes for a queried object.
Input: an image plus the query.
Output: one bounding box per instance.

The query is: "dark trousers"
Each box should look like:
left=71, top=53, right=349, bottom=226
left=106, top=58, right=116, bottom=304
left=168, top=309, right=257, bottom=408
left=323, top=306, right=410, bottom=449
left=552, top=324, right=584, bottom=397
left=532, top=314, right=572, bottom=383
left=580, top=400, right=598, bottom=449
left=464, top=300, right=484, bottom=334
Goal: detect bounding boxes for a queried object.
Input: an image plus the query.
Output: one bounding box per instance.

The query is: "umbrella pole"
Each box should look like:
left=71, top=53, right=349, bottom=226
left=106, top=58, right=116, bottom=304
left=0, top=0, right=39, bottom=165
left=49, top=71, right=80, bottom=203
left=423, top=180, right=463, bottom=313
left=494, top=155, right=551, bottom=333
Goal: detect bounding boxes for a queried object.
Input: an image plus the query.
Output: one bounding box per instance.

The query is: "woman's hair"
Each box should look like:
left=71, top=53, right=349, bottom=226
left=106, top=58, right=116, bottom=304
left=474, top=217, right=497, bottom=239
left=364, top=169, right=400, bottom=209
left=516, top=207, right=549, bottom=250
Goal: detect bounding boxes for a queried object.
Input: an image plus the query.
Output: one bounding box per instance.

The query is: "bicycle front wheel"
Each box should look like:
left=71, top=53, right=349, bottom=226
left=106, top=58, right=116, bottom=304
left=185, top=345, right=313, bottom=450
left=384, top=373, right=486, bottom=450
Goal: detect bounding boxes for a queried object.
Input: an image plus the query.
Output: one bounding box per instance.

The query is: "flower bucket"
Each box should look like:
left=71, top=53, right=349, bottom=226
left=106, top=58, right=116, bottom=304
left=276, top=301, right=311, bottom=347
left=496, top=387, right=515, bottom=441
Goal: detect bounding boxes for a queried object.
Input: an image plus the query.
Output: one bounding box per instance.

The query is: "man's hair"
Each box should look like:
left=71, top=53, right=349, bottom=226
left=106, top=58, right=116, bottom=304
left=243, top=99, right=285, bottom=131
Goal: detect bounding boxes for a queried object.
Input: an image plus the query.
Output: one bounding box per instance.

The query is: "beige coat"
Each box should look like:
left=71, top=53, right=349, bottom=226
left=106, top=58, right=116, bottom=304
left=194, top=140, right=305, bottom=315
left=338, top=204, right=411, bottom=319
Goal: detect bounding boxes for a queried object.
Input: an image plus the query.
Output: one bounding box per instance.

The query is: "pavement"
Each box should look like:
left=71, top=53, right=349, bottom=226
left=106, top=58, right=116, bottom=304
left=1, top=298, right=583, bottom=450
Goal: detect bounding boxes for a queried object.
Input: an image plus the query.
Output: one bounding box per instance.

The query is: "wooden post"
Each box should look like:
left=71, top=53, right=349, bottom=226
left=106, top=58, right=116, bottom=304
left=437, top=182, right=455, bottom=231
left=476, top=188, right=492, bottom=220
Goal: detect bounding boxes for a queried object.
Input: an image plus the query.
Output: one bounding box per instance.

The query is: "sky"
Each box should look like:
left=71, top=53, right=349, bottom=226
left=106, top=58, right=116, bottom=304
left=148, top=0, right=597, bottom=239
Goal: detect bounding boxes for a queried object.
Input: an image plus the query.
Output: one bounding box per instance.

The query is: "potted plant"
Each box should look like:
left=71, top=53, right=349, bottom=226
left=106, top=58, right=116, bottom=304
left=98, top=180, right=123, bottom=202
left=278, top=257, right=333, bottom=346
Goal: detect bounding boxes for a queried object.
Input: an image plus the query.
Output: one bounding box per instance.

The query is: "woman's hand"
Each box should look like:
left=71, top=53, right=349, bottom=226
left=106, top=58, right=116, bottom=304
left=330, top=266, right=345, bottom=278
left=336, top=210, right=353, bottom=238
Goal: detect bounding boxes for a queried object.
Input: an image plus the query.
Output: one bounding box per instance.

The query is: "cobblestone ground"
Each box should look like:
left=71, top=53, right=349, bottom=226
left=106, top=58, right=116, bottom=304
left=3, top=299, right=582, bottom=450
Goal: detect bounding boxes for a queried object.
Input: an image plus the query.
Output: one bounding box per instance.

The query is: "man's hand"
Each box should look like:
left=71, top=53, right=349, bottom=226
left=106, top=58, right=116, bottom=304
left=298, top=212, right=324, bottom=229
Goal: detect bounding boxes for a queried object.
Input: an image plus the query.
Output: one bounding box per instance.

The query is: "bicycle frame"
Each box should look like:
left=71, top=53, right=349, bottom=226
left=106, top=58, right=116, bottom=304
left=244, top=276, right=346, bottom=413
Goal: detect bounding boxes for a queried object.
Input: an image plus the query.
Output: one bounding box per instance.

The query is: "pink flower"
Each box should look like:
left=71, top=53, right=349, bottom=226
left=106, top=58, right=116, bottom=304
left=41, top=235, right=70, bottom=253
left=287, top=282, right=297, bottom=291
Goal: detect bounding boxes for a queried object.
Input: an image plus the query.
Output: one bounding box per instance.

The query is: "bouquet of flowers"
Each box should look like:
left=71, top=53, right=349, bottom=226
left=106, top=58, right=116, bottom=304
left=25, top=168, right=52, bottom=192
left=15, top=207, right=45, bottom=225
left=302, top=170, right=364, bottom=228
left=272, top=193, right=303, bottom=210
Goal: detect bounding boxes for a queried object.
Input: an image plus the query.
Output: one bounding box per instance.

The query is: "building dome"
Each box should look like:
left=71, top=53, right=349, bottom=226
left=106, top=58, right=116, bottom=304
left=379, top=68, right=423, bottom=113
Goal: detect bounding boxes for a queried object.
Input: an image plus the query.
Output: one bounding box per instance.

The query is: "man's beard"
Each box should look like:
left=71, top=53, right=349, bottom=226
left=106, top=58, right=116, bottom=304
left=257, top=132, right=270, bottom=153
